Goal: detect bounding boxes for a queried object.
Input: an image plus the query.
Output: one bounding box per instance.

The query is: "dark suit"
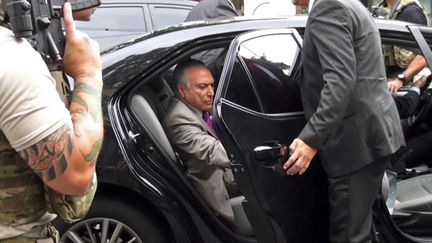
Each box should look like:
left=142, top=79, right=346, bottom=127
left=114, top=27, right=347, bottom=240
left=395, top=90, right=420, bottom=119
left=184, top=0, right=238, bottom=22
left=299, top=0, right=405, bottom=242
left=163, top=97, right=235, bottom=223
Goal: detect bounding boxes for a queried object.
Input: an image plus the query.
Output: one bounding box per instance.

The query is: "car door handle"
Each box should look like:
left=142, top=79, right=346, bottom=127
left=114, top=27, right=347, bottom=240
left=253, top=143, right=289, bottom=168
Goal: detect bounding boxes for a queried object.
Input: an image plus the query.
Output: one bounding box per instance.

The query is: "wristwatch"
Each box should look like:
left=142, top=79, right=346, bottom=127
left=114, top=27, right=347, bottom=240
left=397, top=73, right=408, bottom=84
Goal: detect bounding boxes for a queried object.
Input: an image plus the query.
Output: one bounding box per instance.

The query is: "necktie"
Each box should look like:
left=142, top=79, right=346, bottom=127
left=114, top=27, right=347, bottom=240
left=202, top=111, right=218, bottom=138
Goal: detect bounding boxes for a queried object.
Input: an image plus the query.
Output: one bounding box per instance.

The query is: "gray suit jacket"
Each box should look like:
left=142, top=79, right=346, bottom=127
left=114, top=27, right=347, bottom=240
left=163, top=97, right=235, bottom=223
left=185, top=0, right=238, bottom=22
left=299, top=0, right=405, bottom=177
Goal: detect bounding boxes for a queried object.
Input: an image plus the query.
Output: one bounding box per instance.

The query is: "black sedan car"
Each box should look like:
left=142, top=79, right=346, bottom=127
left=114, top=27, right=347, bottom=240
left=55, top=16, right=432, bottom=243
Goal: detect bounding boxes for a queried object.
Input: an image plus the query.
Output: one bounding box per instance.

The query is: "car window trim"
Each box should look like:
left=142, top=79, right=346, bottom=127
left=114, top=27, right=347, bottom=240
left=407, top=25, right=432, bottom=71
left=217, top=28, right=304, bottom=115
left=237, top=55, right=266, bottom=113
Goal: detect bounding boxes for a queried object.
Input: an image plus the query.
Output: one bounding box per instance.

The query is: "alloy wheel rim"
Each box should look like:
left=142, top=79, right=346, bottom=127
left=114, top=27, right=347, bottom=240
left=60, top=217, right=142, bottom=243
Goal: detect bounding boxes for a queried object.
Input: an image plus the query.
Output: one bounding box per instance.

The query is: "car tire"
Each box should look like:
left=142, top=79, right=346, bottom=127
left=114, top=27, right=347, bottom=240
left=54, top=196, right=168, bottom=243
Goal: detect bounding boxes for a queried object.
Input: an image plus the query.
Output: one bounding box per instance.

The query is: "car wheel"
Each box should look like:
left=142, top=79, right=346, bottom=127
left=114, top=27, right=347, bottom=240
left=55, top=196, right=168, bottom=243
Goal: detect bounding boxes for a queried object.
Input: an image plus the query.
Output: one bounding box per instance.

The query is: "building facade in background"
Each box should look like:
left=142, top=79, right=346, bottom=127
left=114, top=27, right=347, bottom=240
left=236, top=0, right=430, bottom=25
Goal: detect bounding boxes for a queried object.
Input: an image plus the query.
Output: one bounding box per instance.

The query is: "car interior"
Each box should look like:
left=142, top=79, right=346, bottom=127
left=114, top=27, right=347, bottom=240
left=125, top=36, right=432, bottom=240
left=127, top=45, right=255, bottom=237
left=380, top=52, right=432, bottom=239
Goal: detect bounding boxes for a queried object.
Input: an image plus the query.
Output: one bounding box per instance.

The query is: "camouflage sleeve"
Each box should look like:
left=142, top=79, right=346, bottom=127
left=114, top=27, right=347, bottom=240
left=394, top=46, right=417, bottom=68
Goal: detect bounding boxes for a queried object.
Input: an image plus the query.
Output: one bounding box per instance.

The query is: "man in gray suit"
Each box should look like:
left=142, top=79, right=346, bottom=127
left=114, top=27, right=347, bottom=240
left=284, top=0, right=405, bottom=242
left=184, top=0, right=238, bottom=22
left=163, top=59, right=235, bottom=225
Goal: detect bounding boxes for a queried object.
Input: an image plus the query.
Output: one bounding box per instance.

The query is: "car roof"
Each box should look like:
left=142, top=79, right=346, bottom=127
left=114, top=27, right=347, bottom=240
left=101, top=16, right=432, bottom=86
left=102, top=15, right=429, bottom=55
left=101, top=16, right=308, bottom=62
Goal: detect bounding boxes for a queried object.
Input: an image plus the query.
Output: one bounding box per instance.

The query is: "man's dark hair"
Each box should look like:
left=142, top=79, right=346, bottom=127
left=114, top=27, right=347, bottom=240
left=173, top=59, right=207, bottom=87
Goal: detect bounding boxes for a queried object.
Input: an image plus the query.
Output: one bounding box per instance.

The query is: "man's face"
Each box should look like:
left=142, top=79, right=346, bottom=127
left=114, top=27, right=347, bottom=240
left=291, top=0, right=309, bottom=6
left=178, top=66, right=214, bottom=112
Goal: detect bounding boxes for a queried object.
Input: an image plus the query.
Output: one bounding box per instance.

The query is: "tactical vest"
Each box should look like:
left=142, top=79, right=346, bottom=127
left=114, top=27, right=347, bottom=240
left=379, top=0, right=427, bottom=68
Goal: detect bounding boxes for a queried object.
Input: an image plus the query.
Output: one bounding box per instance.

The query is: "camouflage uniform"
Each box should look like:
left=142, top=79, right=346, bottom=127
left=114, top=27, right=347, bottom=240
left=378, top=0, right=427, bottom=76
left=0, top=5, right=48, bottom=242
left=0, top=133, right=59, bottom=241
left=0, top=2, right=95, bottom=242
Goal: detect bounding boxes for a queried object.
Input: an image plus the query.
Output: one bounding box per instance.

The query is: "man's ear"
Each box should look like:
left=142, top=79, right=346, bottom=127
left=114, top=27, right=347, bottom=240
left=177, top=84, right=185, bottom=98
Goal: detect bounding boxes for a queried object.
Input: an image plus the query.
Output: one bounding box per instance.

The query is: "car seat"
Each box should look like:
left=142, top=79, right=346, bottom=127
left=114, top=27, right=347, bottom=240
left=394, top=173, right=432, bottom=212
left=130, top=77, right=178, bottom=167
left=383, top=169, right=432, bottom=212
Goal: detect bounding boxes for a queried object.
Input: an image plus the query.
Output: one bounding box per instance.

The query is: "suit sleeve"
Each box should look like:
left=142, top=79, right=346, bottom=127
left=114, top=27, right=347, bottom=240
left=184, top=0, right=238, bottom=22
left=167, top=112, right=231, bottom=169
left=215, top=0, right=239, bottom=19
left=298, top=2, right=357, bottom=149
left=394, top=90, right=420, bottom=119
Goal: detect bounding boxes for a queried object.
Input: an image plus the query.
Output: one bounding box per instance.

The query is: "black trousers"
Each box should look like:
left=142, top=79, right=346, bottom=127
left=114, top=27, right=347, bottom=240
left=327, top=156, right=390, bottom=243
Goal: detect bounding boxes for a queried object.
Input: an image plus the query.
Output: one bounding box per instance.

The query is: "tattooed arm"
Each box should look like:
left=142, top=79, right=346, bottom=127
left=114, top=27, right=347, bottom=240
left=18, top=3, right=103, bottom=196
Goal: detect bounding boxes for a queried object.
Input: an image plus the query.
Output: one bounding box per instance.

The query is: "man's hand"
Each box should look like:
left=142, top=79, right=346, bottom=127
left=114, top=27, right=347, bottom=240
left=283, top=138, right=317, bottom=175
left=412, top=75, right=431, bottom=91
left=62, top=2, right=101, bottom=84
left=388, top=79, right=403, bottom=94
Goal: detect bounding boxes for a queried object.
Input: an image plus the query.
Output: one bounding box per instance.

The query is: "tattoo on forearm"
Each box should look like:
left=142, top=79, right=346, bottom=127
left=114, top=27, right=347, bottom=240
left=70, top=82, right=103, bottom=164
left=84, top=139, right=102, bottom=164
left=71, top=83, right=102, bottom=122
left=18, top=125, right=71, bottom=181
left=70, top=108, right=86, bottom=137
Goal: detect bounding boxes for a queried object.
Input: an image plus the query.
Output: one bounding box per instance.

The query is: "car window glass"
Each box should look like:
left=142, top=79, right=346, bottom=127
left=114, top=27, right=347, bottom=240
left=225, top=57, right=261, bottom=111
left=150, top=5, right=192, bottom=30
left=75, top=7, right=147, bottom=32
left=226, top=33, right=303, bottom=114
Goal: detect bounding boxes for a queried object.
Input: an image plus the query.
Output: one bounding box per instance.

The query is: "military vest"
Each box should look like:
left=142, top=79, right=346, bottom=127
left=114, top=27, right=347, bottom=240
left=378, top=0, right=427, bottom=68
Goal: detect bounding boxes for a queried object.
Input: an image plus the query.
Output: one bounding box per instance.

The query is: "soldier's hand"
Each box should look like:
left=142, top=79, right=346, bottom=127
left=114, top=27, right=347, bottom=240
left=62, top=2, right=102, bottom=84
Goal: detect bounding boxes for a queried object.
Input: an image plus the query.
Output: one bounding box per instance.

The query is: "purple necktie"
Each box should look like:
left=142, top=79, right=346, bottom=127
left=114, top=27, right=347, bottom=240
left=202, top=112, right=218, bottom=138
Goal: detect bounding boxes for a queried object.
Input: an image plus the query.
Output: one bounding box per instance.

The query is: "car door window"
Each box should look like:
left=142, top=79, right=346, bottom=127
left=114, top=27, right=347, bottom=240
left=225, top=33, right=303, bottom=114
left=150, top=5, right=193, bottom=30
left=225, top=57, right=261, bottom=111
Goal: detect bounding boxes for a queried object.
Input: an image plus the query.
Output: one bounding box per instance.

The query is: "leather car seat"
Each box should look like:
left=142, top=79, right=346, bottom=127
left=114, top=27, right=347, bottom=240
left=229, top=196, right=254, bottom=236
left=383, top=171, right=432, bottom=213
left=395, top=173, right=432, bottom=212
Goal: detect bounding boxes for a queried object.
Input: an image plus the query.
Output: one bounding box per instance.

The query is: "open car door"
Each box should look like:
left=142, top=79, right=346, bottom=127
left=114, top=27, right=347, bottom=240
left=213, top=29, right=329, bottom=243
